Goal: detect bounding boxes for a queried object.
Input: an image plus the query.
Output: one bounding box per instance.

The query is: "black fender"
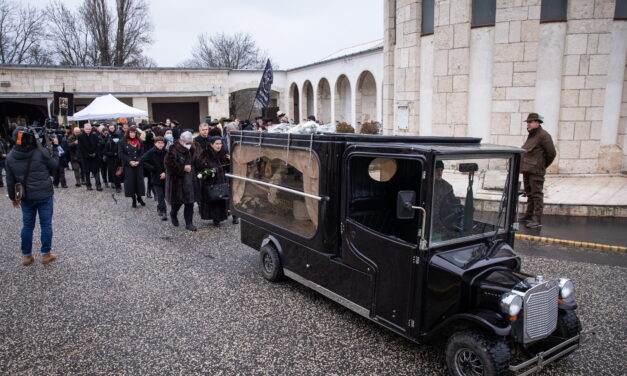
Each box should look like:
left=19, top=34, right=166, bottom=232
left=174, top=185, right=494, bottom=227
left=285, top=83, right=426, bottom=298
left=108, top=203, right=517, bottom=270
left=261, top=235, right=282, bottom=255
left=423, top=310, right=511, bottom=342
left=558, top=296, right=578, bottom=310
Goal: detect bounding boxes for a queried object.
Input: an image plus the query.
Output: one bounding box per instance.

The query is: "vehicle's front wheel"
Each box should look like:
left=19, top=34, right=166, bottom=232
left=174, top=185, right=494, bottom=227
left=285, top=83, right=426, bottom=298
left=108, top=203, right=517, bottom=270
left=259, top=243, right=284, bottom=282
left=446, top=331, right=511, bottom=376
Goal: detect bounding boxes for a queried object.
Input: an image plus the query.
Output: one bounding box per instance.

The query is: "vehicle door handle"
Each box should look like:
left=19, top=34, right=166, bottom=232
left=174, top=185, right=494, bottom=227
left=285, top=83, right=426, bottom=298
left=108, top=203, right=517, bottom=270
left=350, top=230, right=356, bottom=239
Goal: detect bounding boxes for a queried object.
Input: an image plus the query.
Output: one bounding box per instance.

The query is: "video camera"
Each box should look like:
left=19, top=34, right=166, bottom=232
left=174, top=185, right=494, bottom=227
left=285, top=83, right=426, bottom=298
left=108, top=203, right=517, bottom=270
left=15, top=119, right=65, bottom=148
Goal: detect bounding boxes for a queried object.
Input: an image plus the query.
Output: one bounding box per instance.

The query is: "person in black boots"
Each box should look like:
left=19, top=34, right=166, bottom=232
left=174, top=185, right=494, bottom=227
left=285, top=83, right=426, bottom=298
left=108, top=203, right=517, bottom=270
left=104, top=129, right=123, bottom=193
left=195, top=136, right=230, bottom=227
left=98, top=125, right=109, bottom=188
left=165, top=131, right=197, bottom=231
left=141, top=124, right=155, bottom=199
left=141, top=136, right=168, bottom=220
left=118, top=126, right=146, bottom=208
left=77, top=124, right=103, bottom=191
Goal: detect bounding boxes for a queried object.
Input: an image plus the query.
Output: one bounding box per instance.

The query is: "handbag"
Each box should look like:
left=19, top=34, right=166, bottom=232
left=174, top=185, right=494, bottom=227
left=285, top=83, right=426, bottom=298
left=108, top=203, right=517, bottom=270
left=115, top=166, right=124, bottom=176
left=15, top=152, right=35, bottom=203
left=207, top=183, right=230, bottom=201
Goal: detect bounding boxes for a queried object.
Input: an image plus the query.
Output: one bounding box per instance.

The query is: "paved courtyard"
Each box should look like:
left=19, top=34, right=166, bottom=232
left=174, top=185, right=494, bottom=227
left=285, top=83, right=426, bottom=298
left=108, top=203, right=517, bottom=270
left=0, top=181, right=626, bottom=375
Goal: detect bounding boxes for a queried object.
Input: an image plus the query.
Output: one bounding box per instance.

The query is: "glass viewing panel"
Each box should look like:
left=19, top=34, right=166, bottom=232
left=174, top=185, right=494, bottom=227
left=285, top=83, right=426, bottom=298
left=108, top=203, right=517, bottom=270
left=231, top=144, right=319, bottom=238
left=431, top=157, right=511, bottom=244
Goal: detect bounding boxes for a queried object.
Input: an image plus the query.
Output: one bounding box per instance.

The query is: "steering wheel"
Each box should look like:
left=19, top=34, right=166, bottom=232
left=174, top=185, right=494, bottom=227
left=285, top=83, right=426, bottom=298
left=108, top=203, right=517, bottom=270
left=440, top=202, right=465, bottom=232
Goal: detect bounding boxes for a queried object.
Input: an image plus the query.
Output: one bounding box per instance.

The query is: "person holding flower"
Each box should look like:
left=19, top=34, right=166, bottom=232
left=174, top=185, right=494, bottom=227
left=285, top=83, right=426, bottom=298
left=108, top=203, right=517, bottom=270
left=195, top=136, right=233, bottom=227
left=118, top=125, right=146, bottom=208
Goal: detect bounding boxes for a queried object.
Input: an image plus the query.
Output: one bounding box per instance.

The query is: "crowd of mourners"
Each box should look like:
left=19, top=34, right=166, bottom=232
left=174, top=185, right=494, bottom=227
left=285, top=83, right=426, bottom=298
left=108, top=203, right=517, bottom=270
left=0, top=115, right=283, bottom=232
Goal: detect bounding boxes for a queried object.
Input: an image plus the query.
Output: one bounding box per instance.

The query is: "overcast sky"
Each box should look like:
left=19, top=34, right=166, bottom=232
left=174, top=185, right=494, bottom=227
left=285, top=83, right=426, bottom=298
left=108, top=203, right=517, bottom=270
left=28, top=0, right=383, bottom=69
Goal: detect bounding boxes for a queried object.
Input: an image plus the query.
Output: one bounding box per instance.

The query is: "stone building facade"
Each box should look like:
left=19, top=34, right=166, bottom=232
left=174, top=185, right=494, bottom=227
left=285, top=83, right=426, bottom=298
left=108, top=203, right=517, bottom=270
left=384, top=0, right=627, bottom=173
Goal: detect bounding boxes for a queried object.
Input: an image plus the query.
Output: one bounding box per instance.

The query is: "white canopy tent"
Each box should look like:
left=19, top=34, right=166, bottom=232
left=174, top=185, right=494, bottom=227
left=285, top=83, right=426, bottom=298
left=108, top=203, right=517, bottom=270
left=68, top=94, right=148, bottom=121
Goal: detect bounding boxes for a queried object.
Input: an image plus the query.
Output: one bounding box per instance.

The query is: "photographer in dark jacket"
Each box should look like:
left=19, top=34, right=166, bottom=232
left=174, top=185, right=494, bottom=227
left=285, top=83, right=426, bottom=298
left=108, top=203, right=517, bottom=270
left=104, top=129, right=123, bottom=193
left=78, top=124, right=103, bottom=191
left=5, top=127, right=59, bottom=266
left=141, top=136, right=168, bottom=220
left=53, top=132, right=69, bottom=189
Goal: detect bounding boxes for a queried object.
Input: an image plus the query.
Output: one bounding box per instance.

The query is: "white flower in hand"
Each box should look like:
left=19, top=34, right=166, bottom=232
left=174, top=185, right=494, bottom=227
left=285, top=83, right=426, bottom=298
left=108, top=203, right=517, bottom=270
left=197, top=173, right=202, bottom=179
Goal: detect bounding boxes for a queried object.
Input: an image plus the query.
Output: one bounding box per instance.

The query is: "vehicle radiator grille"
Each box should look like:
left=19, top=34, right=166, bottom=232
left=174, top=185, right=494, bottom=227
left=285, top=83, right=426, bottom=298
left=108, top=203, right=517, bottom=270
left=523, top=283, right=559, bottom=342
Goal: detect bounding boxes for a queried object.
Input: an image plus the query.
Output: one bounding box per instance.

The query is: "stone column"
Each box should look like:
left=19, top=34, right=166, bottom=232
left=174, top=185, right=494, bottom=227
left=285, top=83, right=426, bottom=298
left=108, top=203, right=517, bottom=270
left=383, top=0, right=397, bottom=134
left=599, top=21, right=627, bottom=172
left=132, top=97, right=149, bottom=120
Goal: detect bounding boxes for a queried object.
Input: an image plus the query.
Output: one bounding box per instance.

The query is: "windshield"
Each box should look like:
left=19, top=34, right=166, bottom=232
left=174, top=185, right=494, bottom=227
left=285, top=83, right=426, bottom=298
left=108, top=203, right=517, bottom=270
left=431, top=156, right=511, bottom=245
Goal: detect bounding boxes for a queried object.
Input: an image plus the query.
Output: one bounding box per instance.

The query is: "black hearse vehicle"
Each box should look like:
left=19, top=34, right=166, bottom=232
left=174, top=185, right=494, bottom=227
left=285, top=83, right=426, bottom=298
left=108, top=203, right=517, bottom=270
left=228, top=131, right=581, bottom=376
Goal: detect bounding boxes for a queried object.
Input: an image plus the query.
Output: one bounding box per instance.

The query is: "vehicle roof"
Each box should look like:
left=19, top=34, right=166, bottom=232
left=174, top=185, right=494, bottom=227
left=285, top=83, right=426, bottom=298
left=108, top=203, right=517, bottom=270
left=347, top=142, right=525, bottom=155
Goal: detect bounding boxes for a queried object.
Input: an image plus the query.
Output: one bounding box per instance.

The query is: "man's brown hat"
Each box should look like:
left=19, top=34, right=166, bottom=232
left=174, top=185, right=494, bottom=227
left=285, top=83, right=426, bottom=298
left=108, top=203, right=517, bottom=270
left=525, top=113, right=543, bottom=123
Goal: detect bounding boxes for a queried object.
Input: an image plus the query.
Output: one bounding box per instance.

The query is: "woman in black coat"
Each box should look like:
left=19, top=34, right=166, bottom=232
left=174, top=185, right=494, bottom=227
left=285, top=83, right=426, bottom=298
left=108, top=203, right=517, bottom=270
left=195, top=136, right=230, bottom=226
left=165, top=131, right=197, bottom=231
left=118, top=126, right=145, bottom=208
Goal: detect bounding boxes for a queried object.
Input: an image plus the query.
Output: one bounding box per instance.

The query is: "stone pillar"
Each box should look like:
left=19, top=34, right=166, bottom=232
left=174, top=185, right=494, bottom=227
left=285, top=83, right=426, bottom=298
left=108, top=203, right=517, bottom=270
left=432, top=0, right=471, bottom=137
left=419, top=34, right=434, bottom=136
left=382, top=0, right=397, bottom=134
left=330, top=81, right=336, bottom=125
left=468, top=27, right=494, bottom=140
left=599, top=21, right=627, bottom=173
left=132, top=97, right=149, bottom=120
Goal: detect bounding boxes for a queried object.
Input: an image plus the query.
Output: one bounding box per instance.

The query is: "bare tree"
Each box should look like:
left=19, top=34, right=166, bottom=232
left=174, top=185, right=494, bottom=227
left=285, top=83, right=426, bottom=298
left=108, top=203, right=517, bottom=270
left=46, top=0, right=96, bottom=66
left=183, top=32, right=269, bottom=69
left=113, top=0, right=153, bottom=66
left=81, top=0, right=113, bottom=66
left=0, top=0, right=47, bottom=64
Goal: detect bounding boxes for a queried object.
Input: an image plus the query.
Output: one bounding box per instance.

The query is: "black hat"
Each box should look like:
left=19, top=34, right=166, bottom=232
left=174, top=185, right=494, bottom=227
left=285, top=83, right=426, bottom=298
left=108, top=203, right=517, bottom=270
left=307, top=115, right=316, bottom=122
left=524, top=113, right=544, bottom=123
left=171, top=119, right=180, bottom=126
left=209, top=136, right=222, bottom=144
left=255, top=116, right=263, bottom=121
left=128, top=121, right=137, bottom=126
left=436, top=160, right=444, bottom=169
left=209, top=120, right=220, bottom=126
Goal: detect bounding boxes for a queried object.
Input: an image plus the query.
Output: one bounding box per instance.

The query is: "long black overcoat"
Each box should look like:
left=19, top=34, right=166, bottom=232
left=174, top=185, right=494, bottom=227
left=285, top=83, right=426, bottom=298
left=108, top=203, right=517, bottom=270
left=164, top=143, right=196, bottom=205
left=118, top=139, right=145, bottom=197
left=195, top=147, right=229, bottom=221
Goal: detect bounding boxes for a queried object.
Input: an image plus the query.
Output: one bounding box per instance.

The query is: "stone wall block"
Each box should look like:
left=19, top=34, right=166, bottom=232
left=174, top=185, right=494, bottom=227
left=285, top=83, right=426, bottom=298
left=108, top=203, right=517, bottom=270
left=453, top=75, right=468, bottom=92
left=434, top=50, right=449, bottom=76
left=559, top=121, right=575, bottom=140
left=594, top=0, right=616, bottom=19
left=523, top=42, right=538, bottom=62
left=495, top=22, right=510, bottom=44
left=493, top=62, right=514, bottom=87
left=448, top=48, right=469, bottom=75
left=496, top=7, right=528, bottom=22
left=492, top=112, right=511, bottom=134
left=514, top=61, right=536, bottom=72
left=574, top=121, right=591, bottom=140
left=505, top=86, right=535, bottom=100
left=509, top=112, right=523, bottom=135
left=493, top=100, right=519, bottom=113
left=436, top=0, right=451, bottom=26
left=591, top=88, right=605, bottom=106
left=580, top=140, right=600, bottom=159
left=563, top=75, right=586, bottom=90
left=568, top=19, right=611, bottom=34
left=568, top=0, right=594, bottom=19
left=560, top=107, right=586, bottom=121
left=585, top=75, right=606, bottom=89
left=521, top=20, right=539, bottom=42
left=435, top=25, right=454, bottom=49
left=509, top=21, right=521, bottom=43
left=578, top=89, right=592, bottom=107
left=433, top=93, right=448, bottom=123
left=578, top=55, right=590, bottom=75
left=437, top=76, right=453, bottom=92
left=585, top=106, right=604, bottom=121
left=493, top=87, right=506, bottom=100
left=513, top=72, right=536, bottom=86
left=494, top=43, right=525, bottom=62
left=454, top=23, right=470, bottom=48
left=588, top=54, right=609, bottom=76
left=563, top=55, right=581, bottom=76
left=527, top=5, right=541, bottom=19
left=446, top=92, right=468, bottom=123
left=450, top=0, right=469, bottom=24
left=587, top=33, right=600, bottom=54
left=561, top=90, right=579, bottom=107
left=597, top=33, right=611, bottom=54
left=558, top=140, right=581, bottom=159
left=566, top=34, right=588, bottom=55
left=519, top=100, right=535, bottom=113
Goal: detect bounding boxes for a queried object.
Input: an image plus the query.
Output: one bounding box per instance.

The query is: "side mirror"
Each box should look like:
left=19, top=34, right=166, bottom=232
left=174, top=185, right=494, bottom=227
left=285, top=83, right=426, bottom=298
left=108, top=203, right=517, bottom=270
left=397, top=190, right=416, bottom=219
left=459, top=163, right=479, bottom=173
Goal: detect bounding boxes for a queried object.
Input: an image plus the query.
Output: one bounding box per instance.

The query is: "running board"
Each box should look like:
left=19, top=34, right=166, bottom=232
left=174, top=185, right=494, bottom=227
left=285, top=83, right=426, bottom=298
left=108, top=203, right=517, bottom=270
left=283, top=269, right=370, bottom=319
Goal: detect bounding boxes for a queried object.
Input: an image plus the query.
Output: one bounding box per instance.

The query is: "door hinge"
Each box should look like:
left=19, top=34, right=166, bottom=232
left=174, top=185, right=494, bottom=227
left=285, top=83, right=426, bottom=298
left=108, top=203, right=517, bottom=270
left=340, top=222, right=345, bottom=234
left=422, top=170, right=426, bottom=179
left=412, top=255, right=420, bottom=265
left=408, top=319, right=415, bottom=328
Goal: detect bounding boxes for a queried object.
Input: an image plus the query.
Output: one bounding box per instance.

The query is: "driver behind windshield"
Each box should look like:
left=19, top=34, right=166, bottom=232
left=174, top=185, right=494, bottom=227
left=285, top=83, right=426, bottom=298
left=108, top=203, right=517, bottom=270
left=432, top=160, right=462, bottom=241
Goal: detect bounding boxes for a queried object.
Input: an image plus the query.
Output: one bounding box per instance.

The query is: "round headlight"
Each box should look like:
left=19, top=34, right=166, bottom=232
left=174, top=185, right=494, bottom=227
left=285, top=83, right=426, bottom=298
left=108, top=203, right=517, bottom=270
left=558, top=278, right=574, bottom=299
left=500, top=292, right=523, bottom=317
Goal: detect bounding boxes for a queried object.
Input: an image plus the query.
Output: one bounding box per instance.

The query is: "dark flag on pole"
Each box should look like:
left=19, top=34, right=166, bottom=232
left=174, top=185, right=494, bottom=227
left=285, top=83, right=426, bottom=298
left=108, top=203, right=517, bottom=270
left=254, top=59, right=274, bottom=108
left=53, top=91, right=74, bottom=116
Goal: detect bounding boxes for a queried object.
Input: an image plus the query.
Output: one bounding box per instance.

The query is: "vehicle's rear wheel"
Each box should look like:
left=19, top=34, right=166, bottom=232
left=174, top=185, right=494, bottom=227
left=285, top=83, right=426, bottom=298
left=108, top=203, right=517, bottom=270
left=259, top=243, right=283, bottom=282
left=446, top=331, right=511, bottom=376
left=554, top=310, right=581, bottom=339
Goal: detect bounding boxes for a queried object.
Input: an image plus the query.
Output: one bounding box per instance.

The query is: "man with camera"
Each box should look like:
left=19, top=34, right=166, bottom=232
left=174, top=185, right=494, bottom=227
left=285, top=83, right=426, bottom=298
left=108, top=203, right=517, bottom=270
left=78, top=123, right=103, bottom=191
left=5, top=127, right=60, bottom=266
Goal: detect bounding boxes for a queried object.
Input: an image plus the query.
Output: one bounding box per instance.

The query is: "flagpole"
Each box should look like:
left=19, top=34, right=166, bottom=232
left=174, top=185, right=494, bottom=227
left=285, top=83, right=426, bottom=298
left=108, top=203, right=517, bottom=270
left=247, top=59, right=273, bottom=123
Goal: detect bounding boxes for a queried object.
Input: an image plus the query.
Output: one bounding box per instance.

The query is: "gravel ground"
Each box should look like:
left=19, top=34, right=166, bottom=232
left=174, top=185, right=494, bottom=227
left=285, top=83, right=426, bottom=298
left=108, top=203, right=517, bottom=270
left=0, top=180, right=626, bottom=375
